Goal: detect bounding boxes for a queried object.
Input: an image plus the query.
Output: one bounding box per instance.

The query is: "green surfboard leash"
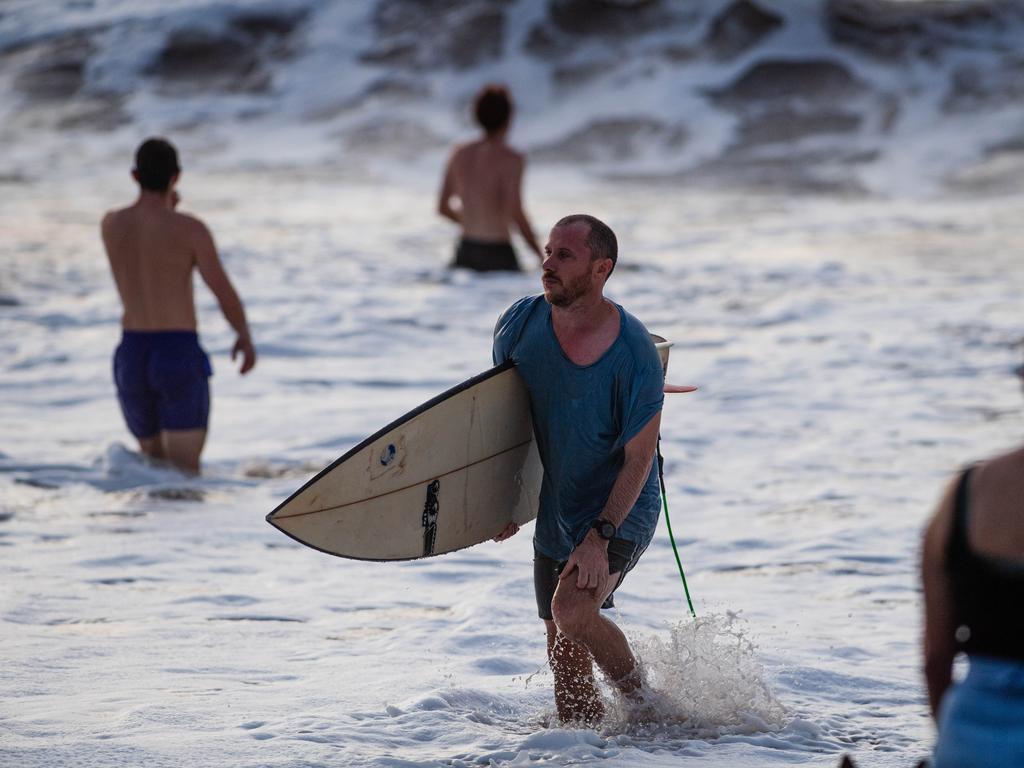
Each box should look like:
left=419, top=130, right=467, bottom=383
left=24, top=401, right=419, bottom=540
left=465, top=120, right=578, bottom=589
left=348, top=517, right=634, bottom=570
left=657, top=438, right=696, bottom=618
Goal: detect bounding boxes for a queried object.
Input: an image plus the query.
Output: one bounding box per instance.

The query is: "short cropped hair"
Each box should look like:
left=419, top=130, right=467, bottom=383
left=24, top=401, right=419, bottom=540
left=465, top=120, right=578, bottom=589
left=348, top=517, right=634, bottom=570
left=474, top=85, right=512, bottom=135
left=134, top=137, right=180, bottom=192
left=554, top=214, right=618, bottom=277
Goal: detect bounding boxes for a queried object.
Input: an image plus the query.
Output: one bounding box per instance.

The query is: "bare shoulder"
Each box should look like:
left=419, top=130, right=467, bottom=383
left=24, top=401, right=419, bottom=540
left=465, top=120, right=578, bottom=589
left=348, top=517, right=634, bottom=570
left=506, top=145, right=526, bottom=163
left=971, top=445, right=1024, bottom=508
left=173, top=210, right=205, bottom=227
left=498, top=144, right=525, bottom=168
left=450, top=141, right=473, bottom=162
left=981, top=444, right=1024, bottom=475
left=173, top=211, right=213, bottom=239
left=923, top=473, right=960, bottom=567
left=504, top=147, right=526, bottom=181
left=101, top=205, right=129, bottom=232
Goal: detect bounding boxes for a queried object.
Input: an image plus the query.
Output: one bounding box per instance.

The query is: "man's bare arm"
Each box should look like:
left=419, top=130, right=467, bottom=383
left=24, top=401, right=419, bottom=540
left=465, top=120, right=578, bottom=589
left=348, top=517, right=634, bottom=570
left=560, top=411, right=663, bottom=592
left=508, top=159, right=542, bottom=261
left=191, top=218, right=256, bottom=374
left=600, top=411, right=662, bottom=531
left=438, top=153, right=461, bottom=224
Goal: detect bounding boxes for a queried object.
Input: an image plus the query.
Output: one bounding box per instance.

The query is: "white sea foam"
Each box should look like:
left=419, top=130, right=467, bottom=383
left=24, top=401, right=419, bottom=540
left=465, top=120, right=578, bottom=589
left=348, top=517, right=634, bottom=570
left=1, top=0, right=1023, bottom=194
left=5, top=169, right=1020, bottom=765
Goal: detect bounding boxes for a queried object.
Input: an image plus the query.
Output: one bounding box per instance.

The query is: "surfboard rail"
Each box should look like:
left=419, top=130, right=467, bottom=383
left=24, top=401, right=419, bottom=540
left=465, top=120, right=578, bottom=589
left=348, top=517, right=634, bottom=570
left=266, top=360, right=542, bottom=562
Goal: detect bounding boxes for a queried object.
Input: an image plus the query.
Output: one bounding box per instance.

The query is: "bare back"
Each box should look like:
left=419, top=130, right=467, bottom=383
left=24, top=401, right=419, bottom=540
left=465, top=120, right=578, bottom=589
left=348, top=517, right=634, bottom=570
left=925, top=446, right=1024, bottom=578
left=447, top=139, right=525, bottom=242
left=962, top=447, right=1024, bottom=559
left=102, top=203, right=204, bottom=330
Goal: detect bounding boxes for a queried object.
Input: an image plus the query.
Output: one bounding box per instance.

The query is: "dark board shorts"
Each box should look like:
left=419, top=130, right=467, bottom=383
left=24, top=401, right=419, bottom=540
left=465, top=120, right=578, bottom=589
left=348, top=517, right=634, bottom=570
left=113, top=330, right=212, bottom=438
left=453, top=238, right=520, bottom=272
left=533, top=538, right=645, bottom=621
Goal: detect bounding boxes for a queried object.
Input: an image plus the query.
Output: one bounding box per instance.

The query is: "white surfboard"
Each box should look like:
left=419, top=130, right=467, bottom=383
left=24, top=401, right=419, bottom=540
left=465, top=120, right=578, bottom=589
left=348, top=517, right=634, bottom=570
left=266, top=361, right=543, bottom=561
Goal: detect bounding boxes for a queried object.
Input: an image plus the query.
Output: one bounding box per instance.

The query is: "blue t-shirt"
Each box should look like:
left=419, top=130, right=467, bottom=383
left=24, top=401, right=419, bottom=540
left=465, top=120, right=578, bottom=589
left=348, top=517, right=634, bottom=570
left=493, top=295, right=664, bottom=561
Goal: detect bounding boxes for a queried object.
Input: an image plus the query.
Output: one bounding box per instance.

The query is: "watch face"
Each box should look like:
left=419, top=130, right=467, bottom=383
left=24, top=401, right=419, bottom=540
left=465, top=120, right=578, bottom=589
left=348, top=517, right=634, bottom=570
left=595, top=520, right=615, bottom=539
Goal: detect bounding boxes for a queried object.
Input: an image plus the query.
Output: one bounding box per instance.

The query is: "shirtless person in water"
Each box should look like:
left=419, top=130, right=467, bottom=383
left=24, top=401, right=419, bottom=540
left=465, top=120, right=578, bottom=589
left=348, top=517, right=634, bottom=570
left=101, top=137, right=255, bottom=474
left=438, top=84, right=543, bottom=271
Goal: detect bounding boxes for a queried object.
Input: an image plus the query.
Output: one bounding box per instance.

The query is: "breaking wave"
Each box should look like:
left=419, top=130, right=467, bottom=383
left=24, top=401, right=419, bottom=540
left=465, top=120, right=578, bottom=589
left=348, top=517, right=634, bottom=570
left=1, top=0, right=1023, bottom=195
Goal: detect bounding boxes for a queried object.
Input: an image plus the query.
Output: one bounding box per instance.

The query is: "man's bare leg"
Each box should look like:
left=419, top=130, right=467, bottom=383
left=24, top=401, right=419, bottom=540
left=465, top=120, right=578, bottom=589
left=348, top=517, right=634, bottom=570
left=137, top=436, right=165, bottom=461
left=545, top=619, right=603, bottom=724
left=160, top=429, right=206, bottom=475
left=550, top=573, right=643, bottom=701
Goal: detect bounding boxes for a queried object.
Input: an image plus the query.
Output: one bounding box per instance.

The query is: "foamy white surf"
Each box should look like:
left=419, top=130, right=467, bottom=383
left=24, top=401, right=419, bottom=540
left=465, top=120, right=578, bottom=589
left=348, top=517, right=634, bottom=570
left=4, top=164, right=1022, bottom=767
left=3, top=1, right=1024, bottom=766
left=1, top=0, right=1023, bottom=195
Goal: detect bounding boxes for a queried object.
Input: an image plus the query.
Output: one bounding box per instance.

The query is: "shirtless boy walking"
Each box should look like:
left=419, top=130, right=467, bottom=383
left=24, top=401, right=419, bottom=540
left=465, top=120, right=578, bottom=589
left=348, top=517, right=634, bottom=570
left=101, top=137, right=255, bottom=474
left=438, top=85, right=543, bottom=271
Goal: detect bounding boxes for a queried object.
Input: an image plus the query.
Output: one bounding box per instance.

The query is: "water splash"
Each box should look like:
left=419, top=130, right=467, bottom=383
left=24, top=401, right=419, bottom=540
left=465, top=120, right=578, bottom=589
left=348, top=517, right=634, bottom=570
left=603, top=612, right=787, bottom=739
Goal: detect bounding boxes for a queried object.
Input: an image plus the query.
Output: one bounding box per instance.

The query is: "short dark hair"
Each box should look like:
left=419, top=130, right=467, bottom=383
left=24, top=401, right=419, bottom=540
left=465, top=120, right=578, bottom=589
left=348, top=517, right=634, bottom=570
left=554, top=214, right=618, bottom=277
left=474, top=85, right=512, bottom=135
left=134, top=137, right=180, bottom=192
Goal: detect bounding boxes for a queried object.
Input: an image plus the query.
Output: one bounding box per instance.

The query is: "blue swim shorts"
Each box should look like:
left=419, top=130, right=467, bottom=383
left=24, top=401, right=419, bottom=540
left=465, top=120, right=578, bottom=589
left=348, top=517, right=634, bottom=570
left=113, top=331, right=212, bottom=438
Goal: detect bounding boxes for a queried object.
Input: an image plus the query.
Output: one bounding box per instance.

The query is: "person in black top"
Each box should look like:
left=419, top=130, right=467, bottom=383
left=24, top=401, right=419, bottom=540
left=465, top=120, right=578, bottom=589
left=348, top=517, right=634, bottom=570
left=922, top=440, right=1024, bottom=766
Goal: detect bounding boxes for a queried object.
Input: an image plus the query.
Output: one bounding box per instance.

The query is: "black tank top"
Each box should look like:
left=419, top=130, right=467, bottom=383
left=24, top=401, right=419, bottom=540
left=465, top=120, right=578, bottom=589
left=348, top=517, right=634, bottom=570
left=947, top=467, right=1024, bottom=660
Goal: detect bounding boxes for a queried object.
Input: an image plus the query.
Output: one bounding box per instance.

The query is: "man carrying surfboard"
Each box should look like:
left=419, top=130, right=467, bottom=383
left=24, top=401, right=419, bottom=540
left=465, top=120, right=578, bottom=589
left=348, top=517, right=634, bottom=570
left=101, top=137, right=256, bottom=474
left=492, top=214, right=664, bottom=723
left=437, top=84, right=543, bottom=271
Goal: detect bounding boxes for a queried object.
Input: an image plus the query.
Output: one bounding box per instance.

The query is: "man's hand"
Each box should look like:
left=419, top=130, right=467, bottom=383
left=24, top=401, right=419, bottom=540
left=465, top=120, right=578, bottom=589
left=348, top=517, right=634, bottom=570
left=559, top=531, right=609, bottom=593
left=232, top=335, right=257, bottom=374
left=492, top=522, right=519, bottom=542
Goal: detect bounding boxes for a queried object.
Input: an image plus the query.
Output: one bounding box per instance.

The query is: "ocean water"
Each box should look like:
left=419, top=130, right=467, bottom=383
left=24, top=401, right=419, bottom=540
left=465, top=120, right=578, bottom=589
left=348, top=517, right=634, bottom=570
left=2, top=1, right=1024, bottom=766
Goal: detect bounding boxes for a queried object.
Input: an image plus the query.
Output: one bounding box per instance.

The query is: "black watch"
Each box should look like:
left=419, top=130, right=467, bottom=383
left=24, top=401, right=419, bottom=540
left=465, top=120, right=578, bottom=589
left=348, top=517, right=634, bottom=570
left=591, top=518, right=616, bottom=541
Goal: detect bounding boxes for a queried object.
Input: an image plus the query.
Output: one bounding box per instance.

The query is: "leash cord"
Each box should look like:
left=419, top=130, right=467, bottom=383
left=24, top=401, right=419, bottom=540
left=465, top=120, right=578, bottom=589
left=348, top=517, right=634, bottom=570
left=657, top=438, right=696, bottom=618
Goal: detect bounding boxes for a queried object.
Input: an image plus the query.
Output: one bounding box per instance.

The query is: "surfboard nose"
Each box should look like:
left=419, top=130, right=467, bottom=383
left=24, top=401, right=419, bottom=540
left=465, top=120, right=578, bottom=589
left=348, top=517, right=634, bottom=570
left=650, top=333, right=673, bottom=378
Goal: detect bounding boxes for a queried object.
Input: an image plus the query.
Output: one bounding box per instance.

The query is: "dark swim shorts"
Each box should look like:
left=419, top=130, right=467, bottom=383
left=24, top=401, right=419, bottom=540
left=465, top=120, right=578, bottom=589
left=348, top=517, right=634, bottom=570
left=453, top=238, right=520, bottom=272
left=533, top=538, right=646, bottom=621
left=113, top=331, right=212, bottom=439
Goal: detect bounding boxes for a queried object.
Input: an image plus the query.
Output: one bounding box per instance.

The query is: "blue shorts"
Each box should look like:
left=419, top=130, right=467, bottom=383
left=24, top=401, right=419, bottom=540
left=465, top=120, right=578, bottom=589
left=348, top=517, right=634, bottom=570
left=934, top=655, right=1024, bottom=768
left=113, top=331, right=212, bottom=439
